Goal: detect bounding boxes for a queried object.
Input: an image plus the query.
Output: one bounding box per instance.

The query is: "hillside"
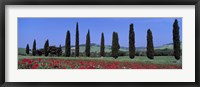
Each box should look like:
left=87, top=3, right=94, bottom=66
left=18, top=42, right=182, bottom=55
left=62, top=43, right=128, bottom=53
left=155, top=42, right=182, bottom=50
left=18, top=48, right=26, bottom=55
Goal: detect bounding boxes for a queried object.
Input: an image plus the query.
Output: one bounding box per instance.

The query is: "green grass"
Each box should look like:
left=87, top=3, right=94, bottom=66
left=18, top=55, right=182, bottom=65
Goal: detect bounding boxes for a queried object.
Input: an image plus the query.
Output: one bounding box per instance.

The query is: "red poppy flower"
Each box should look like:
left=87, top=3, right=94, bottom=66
left=32, top=63, right=39, bottom=69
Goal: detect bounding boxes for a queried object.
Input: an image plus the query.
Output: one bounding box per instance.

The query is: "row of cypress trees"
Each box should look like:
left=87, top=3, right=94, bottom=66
left=129, top=19, right=180, bottom=60
left=64, top=19, right=180, bottom=60
left=128, top=19, right=180, bottom=60
left=25, top=19, right=180, bottom=60
left=26, top=39, right=62, bottom=57
left=26, top=39, right=36, bottom=56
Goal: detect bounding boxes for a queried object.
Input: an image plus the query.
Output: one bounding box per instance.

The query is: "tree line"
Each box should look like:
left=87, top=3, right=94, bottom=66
left=25, top=19, right=181, bottom=60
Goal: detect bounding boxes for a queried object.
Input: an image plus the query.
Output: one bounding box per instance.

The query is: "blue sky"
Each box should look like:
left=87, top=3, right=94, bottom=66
left=18, top=18, right=182, bottom=48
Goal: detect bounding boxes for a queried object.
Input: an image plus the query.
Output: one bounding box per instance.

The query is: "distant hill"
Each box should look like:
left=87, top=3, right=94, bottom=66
left=18, top=48, right=26, bottom=55
left=18, top=42, right=182, bottom=55
left=155, top=42, right=182, bottom=50
left=61, top=43, right=128, bottom=53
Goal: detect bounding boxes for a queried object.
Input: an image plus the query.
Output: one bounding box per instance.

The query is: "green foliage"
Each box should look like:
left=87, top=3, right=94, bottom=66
left=90, top=52, right=99, bottom=57
left=154, top=49, right=173, bottom=56
left=32, top=39, right=36, bottom=56
left=44, top=39, right=49, bottom=56
left=36, top=49, right=43, bottom=56
left=26, top=44, right=29, bottom=55
left=47, top=45, right=63, bottom=57
left=129, top=23, right=135, bottom=59
left=173, top=19, right=181, bottom=60
left=65, top=30, right=71, bottom=57
left=118, top=51, right=126, bottom=56
left=48, top=46, right=57, bottom=56
left=57, top=45, right=62, bottom=56
left=75, top=22, right=79, bottom=57
left=85, top=30, right=90, bottom=57
left=112, top=32, right=120, bottom=59
left=146, top=29, right=154, bottom=59
left=100, top=32, right=105, bottom=57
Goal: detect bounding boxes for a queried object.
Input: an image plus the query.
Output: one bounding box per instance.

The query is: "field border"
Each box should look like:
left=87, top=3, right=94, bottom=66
left=0, top=0, right=199, bottom=87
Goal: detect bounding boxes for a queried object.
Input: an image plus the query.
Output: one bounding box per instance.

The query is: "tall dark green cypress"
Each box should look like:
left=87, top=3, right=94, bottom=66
left=26, top=44, right=29, bottom=55
left=65, top=30, right=71, bottom=57
left=85, top=30, right=90, bottom=57
left=100, top=32, right=105, bottom=57
left=112, top=32, right=120, bottom=59
left=173, top=19, right=181, bottom=60
left=146, top=29, right=154, bottom=59
left=129, top=23, right=135, bottom=59
left=44, top=39, right=49, bottom=56
left=75, top=22, right=79, bottom=57
left=32, top=39, right=36, bottom=56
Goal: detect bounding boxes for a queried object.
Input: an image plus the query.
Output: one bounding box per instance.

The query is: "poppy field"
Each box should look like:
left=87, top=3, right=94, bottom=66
left=18, top=56, right=182, bottom=69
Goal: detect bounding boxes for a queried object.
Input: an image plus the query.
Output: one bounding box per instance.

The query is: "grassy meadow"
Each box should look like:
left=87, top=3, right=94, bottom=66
left=18, top=55, right=182, bottom=65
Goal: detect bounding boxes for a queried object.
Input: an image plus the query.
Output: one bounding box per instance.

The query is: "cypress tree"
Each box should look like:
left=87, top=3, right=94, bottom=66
left=26, top=44, right=29, bottom=55
left=75, top=22, right=79, bottom=57
left=32, top=39, right=36, bottom=56
left=112, top=32, right=120, bottom=59
left=65, top=30, right=71, bottom=57
left=146, top=29, right=154, bottom=59
left=85, top=30, right=90, bottom=57
left=44, top=39, right=49, bottom=56
left=173, top=19, right=181, bottom=60
left=100, top=32, right=105, bottom=57
left=129, top=23, right=135, bottom=59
